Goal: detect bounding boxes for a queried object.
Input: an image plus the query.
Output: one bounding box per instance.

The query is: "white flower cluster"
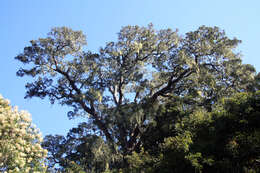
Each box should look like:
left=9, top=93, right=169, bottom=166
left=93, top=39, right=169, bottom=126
left=0, top=95, right=47, bottom=172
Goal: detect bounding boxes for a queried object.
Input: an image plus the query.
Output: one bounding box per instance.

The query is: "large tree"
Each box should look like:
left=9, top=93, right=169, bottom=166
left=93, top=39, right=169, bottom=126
left=15, top=24, right=256, bottom=159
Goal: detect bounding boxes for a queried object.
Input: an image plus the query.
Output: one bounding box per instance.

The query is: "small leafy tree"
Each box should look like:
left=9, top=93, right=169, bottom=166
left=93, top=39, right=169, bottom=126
left=0, top=95, right=47, bottom=172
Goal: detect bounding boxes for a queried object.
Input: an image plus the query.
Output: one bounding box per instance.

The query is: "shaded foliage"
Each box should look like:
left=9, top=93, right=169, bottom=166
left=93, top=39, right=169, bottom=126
left=127, top=91, right=260, bottom=173
left=42, top=123, right=119, bottom=172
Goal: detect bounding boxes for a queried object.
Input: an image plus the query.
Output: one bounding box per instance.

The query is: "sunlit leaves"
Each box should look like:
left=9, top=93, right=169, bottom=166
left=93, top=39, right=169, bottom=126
left=0, top=95, right=47, bottom=172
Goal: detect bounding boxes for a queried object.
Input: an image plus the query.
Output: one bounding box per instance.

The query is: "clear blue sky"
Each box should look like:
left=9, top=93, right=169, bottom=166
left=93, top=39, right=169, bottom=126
left=1, top=0, right=259, bottom=136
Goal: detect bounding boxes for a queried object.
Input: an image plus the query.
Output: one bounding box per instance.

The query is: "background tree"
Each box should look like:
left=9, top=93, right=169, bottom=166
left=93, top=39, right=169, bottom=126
left=15, top=25, right=257, bottom=170
left=0, top=95, right=47, bottom=172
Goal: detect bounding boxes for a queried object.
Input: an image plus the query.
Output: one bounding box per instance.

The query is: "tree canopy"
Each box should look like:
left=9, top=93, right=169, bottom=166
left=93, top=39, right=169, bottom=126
left=15, top=24, right=259, bottom=172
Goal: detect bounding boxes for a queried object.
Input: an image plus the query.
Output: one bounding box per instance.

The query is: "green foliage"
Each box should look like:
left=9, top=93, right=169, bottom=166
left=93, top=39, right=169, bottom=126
left=42, top=122, right=122, bottom=172
left=15, top=24, right=259, bottom=172
left=136, top=91, right=260, bottom=173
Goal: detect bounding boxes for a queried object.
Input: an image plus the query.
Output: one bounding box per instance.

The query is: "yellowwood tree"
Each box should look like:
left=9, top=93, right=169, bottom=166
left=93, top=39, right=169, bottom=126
left=15, top=25, right=257, bottom=162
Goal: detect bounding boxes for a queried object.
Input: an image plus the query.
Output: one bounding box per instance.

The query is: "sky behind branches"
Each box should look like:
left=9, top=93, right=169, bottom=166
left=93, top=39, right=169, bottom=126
left=0, top=0, right=259, bottom=136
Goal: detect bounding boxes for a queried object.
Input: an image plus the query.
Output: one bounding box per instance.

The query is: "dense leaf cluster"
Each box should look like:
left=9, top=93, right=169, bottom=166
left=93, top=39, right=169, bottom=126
left=0, top=95, right=47, bottom=172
